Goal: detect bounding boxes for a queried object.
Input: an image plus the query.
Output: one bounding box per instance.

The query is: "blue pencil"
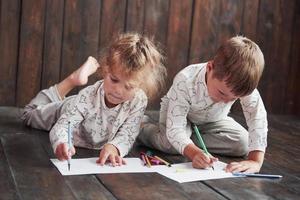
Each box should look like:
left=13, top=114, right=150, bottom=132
left=233, top=172, right=282, bottom=179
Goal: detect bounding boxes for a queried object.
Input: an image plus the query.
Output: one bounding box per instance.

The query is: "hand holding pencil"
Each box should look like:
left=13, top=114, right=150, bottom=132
left=55, top=121, right=75, bottom=169
left=192, top=124, right=218, bottom=170
left=55, top=143, right=76, bottom=162
left=183, top=125, right=218, bottom=169
left=191, top=150, right=218, bottom=169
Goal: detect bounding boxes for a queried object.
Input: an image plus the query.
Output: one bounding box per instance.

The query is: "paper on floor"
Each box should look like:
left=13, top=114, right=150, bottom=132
left=50, top=157, right=160, bottom=175
left=50, top=158, right=238, bottom=183
left=156, top=161, right=236, bottom=183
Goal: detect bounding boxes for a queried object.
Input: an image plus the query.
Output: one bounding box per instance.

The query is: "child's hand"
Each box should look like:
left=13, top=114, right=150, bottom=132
left=192, top=151, right=218, bottom=169
left=225, top=160, right=262, bottom=173
left=96, top=144, right=126, bottom=166
left=55, top=143, right=76, bottom=161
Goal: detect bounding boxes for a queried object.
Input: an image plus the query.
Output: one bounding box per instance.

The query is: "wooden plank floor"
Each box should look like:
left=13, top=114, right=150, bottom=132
left=0, top=107, right=299, bottom=200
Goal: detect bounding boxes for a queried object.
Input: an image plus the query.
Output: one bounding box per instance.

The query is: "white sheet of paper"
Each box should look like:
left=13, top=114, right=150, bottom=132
left=50, top=158, right=238, bottom=183
left=156, top=161, right=237, bottom=183
left=50, top=157, right=157, bottom=175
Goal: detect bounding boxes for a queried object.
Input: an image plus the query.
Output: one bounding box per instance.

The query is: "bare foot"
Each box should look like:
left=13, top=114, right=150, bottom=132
left=69, top=56, right=100, bottom=86
left=56, top=56, right=100, bottom=98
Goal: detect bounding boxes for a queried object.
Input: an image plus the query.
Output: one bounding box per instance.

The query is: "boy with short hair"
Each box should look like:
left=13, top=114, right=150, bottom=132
left=139, top=36, right=267, bottom=173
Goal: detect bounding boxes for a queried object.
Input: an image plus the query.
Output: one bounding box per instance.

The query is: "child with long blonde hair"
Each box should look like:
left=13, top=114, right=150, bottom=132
left=22, top=33, right=166, bottom=166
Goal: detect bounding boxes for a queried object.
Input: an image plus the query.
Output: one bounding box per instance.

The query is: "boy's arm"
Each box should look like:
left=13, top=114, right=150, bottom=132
left=238, top=89, right=268, bottom=171
left=184, top=143, right=218, bottom=169
left=165, top=74, right=194, bottom=154
left=226, top=150, right=265, bottom=173
left=183, top=143, right=202, bottom=160
left=108, top=92, right=148, bottom=157
left=248, top=150, right=264, bottom=164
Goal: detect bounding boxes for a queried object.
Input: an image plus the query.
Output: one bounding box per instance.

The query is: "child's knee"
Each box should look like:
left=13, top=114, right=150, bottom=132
left=138, top=122, right=159, bottom=144
left=230, top=132, right=248, bottom=156
left=20, top=104, right=35, bottom=125
left=138, top=123, right=178, bottom=154
left=20, top=104, right=56, bottom=131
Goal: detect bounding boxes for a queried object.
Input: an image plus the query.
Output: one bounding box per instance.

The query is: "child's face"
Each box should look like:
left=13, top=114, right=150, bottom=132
left=103, top=66, right=137, bottom=108
left=206, top=62, right=238, bottom=103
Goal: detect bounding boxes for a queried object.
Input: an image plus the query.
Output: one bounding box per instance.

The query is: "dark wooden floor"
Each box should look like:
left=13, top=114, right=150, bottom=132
left=0, top=107, right=299, bottom=200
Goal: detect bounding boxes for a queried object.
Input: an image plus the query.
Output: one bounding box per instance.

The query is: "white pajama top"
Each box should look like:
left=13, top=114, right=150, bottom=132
left=50, top=80, right=148, bottom=157
left=161, top=63, right=268, bottom=154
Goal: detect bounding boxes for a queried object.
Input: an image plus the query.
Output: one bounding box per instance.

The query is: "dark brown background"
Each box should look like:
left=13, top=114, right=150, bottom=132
left=0, top=0, right=299, bottom=115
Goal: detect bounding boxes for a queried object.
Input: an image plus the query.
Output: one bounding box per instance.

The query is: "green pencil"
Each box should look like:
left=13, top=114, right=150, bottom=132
left=193, top=124, right=214, bottom=170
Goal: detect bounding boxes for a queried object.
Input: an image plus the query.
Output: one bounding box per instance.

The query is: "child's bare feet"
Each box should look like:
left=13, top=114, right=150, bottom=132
left=56, top=56, right=100, bottom=98
left=69, top=56, right=100, bottom=86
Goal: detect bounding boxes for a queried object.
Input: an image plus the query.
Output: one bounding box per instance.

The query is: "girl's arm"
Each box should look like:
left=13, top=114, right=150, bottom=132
left=49, top=109, right=84, bottom=155
left=49, top=86, right=92, bottom=154
left=107, top=91, right=148, bottom=157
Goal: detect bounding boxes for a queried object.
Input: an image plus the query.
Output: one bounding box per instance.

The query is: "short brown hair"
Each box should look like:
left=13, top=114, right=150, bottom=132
left=213, top=36, right=264, bottom=96
left=98, top=33, right=167, bottom=100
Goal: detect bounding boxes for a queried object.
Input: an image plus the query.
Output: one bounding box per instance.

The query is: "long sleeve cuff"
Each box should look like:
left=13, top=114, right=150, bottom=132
left=171, top=137, right=194, bottom=155
left=52, top=140, right=63, bottom=154
left=49, top=129, right=68, bottom=154
left=248, top=143, right=267, bottom=153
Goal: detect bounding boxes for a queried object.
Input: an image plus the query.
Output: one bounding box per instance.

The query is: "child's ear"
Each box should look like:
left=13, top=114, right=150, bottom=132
left=207, top=61, right=214, bottom=72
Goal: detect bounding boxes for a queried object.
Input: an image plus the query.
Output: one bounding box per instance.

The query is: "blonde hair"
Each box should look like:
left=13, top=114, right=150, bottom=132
left=213, top=36, right=265, bottom=96
left=98, top=33, right=167, bottom=100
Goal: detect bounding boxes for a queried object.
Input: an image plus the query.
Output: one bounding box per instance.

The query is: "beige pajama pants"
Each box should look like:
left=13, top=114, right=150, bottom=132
left=138, top=109, right=249, bottom=157
left=21, top=85, right=74, bottom=131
